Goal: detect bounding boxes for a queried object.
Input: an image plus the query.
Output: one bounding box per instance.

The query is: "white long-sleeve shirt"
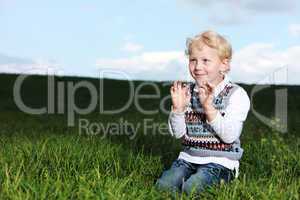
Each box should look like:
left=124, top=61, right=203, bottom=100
left=168, top=75, right=250, bottom=177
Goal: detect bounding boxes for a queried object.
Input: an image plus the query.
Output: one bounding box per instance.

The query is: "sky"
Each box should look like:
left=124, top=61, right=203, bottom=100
left=1, top=0, right=300, bottom=84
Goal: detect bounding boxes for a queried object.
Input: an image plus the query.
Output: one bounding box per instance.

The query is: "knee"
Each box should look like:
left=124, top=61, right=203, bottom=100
left=155, top=177, right=180, bottom=193
left=182, top=178, right=204, bottom=196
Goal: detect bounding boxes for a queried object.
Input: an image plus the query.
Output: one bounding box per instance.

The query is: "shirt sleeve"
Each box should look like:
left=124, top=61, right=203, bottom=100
left=168, top=109, right=186, bottom=139
left=207, top=87, right=250, bottom=143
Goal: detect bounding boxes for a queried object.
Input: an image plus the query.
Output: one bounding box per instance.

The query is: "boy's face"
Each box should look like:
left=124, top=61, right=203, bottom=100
left=188, top=44, right=229, bottom=86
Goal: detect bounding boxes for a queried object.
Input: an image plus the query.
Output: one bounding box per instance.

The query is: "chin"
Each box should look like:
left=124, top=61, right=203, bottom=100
left=193, top=74, right=207, bottom=81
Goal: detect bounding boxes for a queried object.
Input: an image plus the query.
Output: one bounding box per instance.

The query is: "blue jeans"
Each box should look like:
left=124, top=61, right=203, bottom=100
left=155, top=159, right=235, bottom=196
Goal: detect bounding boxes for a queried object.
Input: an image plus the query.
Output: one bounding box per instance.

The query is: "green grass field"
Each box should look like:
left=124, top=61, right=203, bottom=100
left=0, top=74, right=299, bottom=199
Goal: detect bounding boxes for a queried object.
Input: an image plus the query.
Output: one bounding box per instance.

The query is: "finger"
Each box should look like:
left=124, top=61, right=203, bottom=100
left=199, top=88, right=206, bottom=96
left=176, top=81, right=182, bottom=89
left=183, top=84, right=189, bottom=92
left=202, top=83, right=211, bottom=93
left=199, top=84, right=208, bottom=93
left=184, top=86, right=190, bottom=97
left=202, top=81, right=214, bottom=94
left=205, top=82, right=215, bottom=93
left=173, top=81, right=178, bottom=91
left=186, top=89, right=191, bottom=99
left=170, top=86, right=175, bottom=93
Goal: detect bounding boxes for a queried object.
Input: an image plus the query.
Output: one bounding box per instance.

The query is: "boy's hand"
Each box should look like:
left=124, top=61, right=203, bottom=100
left=198, top=81, right=218, bottom=122
left=198, top=81, right=214, bottom=108
left=170, top=81, right=191, bottom=113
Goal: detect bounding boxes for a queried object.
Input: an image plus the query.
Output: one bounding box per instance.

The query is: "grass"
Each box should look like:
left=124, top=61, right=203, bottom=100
left=0, top=74, right=299, bottom=199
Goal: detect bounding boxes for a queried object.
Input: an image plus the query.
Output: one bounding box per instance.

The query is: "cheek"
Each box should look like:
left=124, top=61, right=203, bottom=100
left=207, top=63, right=219, bottom=73
left=188, top=63, right=194, bottom=71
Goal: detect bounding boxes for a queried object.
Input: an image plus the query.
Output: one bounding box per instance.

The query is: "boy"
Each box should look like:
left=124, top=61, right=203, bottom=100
left=156, top=30, right=250, bottom=196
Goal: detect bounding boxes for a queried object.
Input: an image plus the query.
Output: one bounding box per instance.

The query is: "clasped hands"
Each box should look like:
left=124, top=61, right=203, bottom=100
left=170, top=80, right=217, bottom=122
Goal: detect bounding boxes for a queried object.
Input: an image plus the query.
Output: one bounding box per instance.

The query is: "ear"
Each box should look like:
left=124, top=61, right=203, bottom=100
left=220, top=58, right=230, bottom=72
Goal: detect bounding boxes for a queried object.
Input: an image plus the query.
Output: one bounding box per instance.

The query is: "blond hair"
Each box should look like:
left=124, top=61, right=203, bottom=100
left=185, top=30, right=232, bottom=61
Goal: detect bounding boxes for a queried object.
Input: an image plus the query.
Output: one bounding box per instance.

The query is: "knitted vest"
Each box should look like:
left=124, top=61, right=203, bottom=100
left=181, top=82, right=243, bottom=161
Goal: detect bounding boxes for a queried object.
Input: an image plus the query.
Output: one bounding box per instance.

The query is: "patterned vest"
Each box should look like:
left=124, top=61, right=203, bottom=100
left=181, top=82, right=243, bottom=161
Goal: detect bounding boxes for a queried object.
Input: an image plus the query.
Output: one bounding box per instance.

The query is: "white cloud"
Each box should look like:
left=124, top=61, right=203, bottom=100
left=121, top=42, right=143, bottom=53
left=0, top=54, right=62, bottom=75
left=96, top=43, right=300, bottom=84
left=289, top=24, right=300, bottom=37
left=181, top=0, right=299, bottom=13
left=231, top=43, right=300, bottom=84
left=96, top=51, right=190, bottom=81
left=178, top=0, right=299, bottom=25
left=242, top=0, right=297, bottom=13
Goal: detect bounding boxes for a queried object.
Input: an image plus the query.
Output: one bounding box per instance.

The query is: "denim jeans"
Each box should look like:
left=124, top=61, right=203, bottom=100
left=155, top=159, right=235, bottom=196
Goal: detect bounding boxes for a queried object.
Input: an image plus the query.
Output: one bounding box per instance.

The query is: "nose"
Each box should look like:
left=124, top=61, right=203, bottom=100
left=195, top=61, right=204, bottom=70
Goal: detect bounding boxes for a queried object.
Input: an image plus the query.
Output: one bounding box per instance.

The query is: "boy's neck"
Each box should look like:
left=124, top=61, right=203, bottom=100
left=211, top=75, right=225, bottom=87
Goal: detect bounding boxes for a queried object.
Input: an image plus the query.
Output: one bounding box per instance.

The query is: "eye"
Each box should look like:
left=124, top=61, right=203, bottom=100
left=189, top=58, right=197, bottom=65
left=202, top=58, right=210, bottom=64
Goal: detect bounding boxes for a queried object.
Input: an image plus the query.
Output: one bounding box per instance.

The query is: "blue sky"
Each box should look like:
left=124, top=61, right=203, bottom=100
left=1, top=0, right=300, bottom=84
